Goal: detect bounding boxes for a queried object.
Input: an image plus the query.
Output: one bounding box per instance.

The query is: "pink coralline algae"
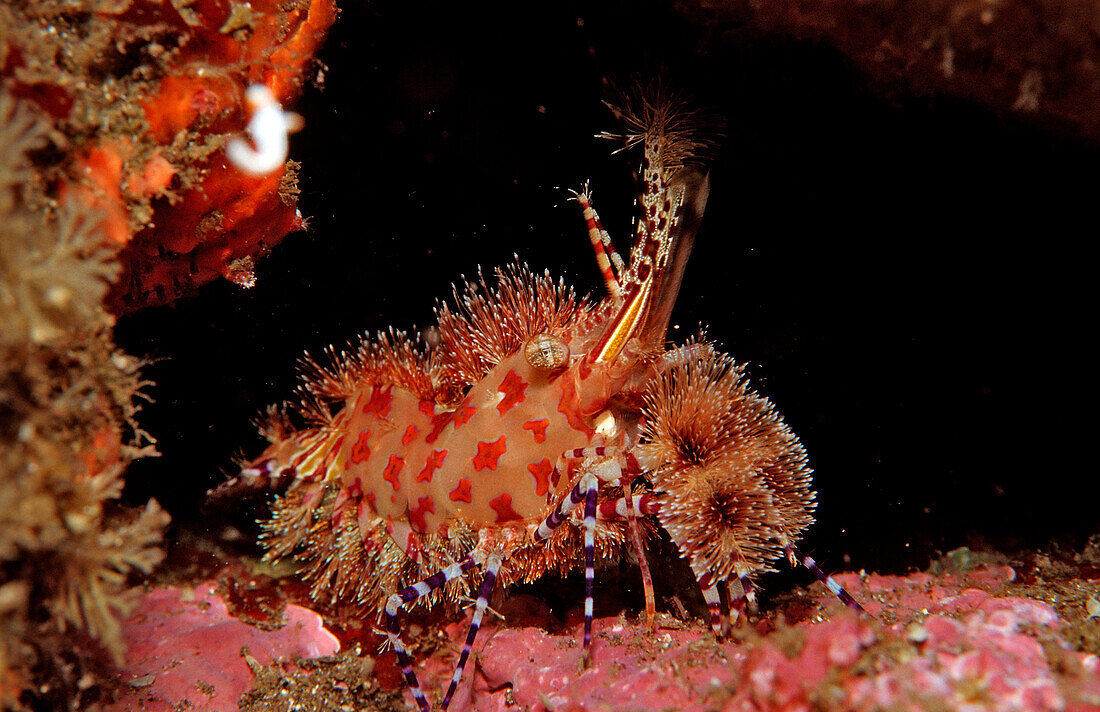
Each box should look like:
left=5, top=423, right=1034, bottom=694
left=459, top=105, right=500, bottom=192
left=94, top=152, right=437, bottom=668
left=393, top=565, right=1100, bottom=712
left=106, top=581, right=339, bottom=712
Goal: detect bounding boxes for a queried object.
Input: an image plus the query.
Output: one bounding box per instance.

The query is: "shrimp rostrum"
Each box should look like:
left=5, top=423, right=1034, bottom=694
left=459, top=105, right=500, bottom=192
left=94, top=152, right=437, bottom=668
left=223, top=93, right=863, bottom=711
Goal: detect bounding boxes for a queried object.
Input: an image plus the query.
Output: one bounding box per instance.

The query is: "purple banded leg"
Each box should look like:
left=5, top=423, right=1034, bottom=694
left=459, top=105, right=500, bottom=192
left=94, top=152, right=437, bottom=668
left=532, top=473, right=592, bottom=543
left=385, top=557, right=479, bottom=712
left=440, top=555, right=501, bottom=710
left=538, top=445, right=629, bottom=542
left=531, top=474, right=602, bottom=665
left=582, top=473, right=598, bottom=665
left=785, top=544, right=865, bottom=613
left=554, top=451, right=653, bottom=638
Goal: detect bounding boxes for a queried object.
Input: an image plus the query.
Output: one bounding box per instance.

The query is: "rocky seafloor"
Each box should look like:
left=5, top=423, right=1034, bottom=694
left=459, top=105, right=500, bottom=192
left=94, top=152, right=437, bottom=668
left=107, top=544, right=1100, bottom=712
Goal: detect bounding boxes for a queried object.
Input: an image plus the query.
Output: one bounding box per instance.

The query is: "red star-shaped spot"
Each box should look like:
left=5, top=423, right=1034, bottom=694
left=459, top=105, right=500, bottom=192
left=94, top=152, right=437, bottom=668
left=522, top=418, right=549, bottom=444
left=557, top=373, right=596, bottom=438
left=382, top=454, right=404, bottom=490
left=489, top=492, right=523, bottom=523
left=362, top=385, right=394, bottom=418
left=526, top=458, right=554, bottom=496
left=425, top=410, right=453, bottom=443
left=472, top=435, right=507, bottom=471
left=496, top=369, right=528, bottom=415
left=418, top=400, right=436, bottom=417
left=349, top=430, right=372, bottom=464
left=453, top=400, right=478, bottom=428
left=449, top=477, right=472, bottom=503
left=417, top=449, right=448, bottom=482
left=402, top=424, right=419, bottom=446
left=408, top=496, right=436, bottom=532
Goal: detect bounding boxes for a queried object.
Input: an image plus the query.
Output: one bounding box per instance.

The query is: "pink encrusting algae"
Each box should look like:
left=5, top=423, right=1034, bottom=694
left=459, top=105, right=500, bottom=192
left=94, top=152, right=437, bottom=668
left=389, top=562, right=1100, bottom=712
left=106, top=581, right=339, bottom=712
left=96, top=558, right=1100, bottom=712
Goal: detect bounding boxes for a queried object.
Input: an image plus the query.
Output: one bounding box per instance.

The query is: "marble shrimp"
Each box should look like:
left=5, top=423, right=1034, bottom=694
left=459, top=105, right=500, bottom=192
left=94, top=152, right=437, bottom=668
left=220, top=95, right=864, bottom=711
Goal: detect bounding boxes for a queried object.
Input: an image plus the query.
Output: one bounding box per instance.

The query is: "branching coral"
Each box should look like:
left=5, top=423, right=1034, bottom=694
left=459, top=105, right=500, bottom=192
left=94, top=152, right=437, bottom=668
left=0, top=91, right=169, bottom=712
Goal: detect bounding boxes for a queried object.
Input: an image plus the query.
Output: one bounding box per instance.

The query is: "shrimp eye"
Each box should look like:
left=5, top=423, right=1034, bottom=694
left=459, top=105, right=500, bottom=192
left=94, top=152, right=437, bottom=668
left=524, top=333, right=570, bottom=372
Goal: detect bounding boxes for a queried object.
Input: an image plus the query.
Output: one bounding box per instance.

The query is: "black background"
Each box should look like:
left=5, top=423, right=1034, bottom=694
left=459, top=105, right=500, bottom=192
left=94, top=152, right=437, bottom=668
left=117, top=0, right=1096, bottom=579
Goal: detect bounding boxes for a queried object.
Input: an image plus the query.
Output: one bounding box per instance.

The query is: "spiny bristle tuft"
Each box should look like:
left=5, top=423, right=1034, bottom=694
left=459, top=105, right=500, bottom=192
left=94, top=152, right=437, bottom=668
left=255, top=403, right=295, bottom=443
left=293, top=386, right=336, bottom=427
left=506, top=483, right=655, bottom=586
left=435, top=261, right=591, bottom=387
left=638, top=346, right=816, bottom=578
left=657, top=465, right=783, bottom=579
left=260, top=487, right=478, bottom=616
left=599, top=82, right=721, bottom=173
left=298, top=327, right=444, bottom=404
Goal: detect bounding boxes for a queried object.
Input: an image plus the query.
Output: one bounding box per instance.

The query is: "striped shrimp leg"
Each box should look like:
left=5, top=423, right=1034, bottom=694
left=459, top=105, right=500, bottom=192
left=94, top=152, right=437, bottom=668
left=581, top=474, right=599, bottom=661
left=686, top=572, right=754, bottom=640
left=593, top=483, right=658, bottom=629
left=440, top=555, right=502, bottom=710
left=385, top=557, right=480, bottom=712
left=596, top=491, right=661, bottom=520
left=726, top=573, right=757, bottom=625
left=560, top=445, right=659, bottom=654
left=785, top=544, right=866, bottom=613
left=571, top=190, right=624, bottom=297
left=619, top=482, right=657, bottom=629
left=693, top=570, right=726, bottom=638
left=531, top=468, right=600, bottom=664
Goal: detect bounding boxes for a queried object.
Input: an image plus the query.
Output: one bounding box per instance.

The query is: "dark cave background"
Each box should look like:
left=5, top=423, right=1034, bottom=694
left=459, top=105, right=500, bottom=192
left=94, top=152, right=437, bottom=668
left=116, top=0, right=1095, bottom=600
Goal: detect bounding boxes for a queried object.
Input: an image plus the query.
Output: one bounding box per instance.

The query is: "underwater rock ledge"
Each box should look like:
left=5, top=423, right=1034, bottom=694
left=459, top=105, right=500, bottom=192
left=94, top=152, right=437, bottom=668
left=418, top=562, right=1100, bottom=712
left=122, top=552, right=1099, bottom=712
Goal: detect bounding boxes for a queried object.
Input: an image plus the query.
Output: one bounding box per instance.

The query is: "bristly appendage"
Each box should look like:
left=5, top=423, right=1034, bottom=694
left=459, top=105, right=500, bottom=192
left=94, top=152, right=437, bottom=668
left=591, top=86, right=720, bottom=355
left=636, top=342, right=816, bottom=583
left=598, top=84, right=721, bottom=171
left=435, top=263, right=591, bottom=388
